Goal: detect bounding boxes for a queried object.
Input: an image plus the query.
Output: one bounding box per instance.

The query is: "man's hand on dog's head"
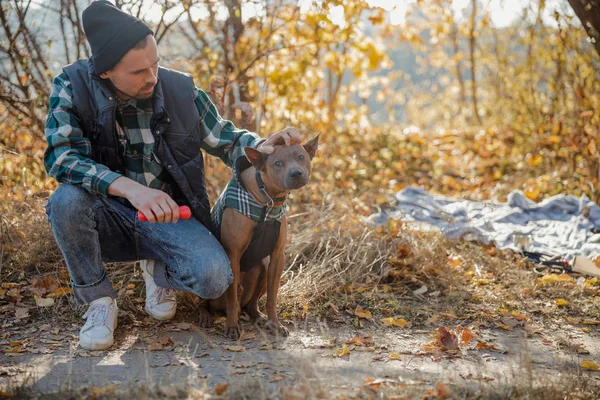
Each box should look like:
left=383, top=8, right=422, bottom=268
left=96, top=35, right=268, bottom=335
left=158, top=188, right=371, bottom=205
left=258, top=127, right=302, bottom=154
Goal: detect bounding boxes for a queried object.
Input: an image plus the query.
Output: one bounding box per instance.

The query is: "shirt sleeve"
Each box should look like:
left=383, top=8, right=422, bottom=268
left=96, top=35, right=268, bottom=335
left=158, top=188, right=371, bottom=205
left=44, top=72, right=122, bottom=196
left=194, top=87, right=264, bottom=168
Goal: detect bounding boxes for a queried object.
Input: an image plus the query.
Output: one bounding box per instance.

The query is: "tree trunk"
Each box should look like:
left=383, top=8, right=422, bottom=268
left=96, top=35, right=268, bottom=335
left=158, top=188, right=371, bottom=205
left=567, top=0, right=600, bottom=56
left=469, top=0, right=482, bottom=125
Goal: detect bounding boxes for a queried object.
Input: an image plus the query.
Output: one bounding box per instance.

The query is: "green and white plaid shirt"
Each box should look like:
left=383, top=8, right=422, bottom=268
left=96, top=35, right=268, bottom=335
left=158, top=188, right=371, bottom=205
left=44, top=71, right=262, bottom=196
left=211, top=174, right=287, bottom=227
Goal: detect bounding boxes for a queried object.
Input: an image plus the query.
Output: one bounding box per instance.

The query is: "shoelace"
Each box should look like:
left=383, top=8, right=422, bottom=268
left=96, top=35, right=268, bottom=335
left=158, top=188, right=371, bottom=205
left=152, top=288, right=175, bottom=306
left=82, top=303, right=110, bottom=330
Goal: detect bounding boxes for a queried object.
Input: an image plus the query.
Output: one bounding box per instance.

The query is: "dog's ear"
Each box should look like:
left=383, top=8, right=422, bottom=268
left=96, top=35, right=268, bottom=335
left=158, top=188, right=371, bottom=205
left=244, top=147, right=268, bottom=170
left=303, top=134, right=320, bottom=160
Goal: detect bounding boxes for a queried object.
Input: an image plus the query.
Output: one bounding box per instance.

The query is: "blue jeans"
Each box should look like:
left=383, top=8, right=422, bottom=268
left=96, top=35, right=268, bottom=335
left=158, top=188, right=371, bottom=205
left=45, top=184, right=233, bottom=304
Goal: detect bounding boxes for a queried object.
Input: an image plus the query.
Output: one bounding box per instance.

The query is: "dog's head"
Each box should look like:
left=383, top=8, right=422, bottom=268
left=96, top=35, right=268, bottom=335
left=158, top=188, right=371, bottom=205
left=244, top=135, right=319, bottom=191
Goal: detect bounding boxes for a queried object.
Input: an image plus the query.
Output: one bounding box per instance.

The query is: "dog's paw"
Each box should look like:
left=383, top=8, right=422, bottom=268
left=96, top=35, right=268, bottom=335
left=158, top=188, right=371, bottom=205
left=263, top=320, right=289, bottom=337
left=198, top=309, right=214, bottom=328
left=225, top=325, right=242, bottom=340
left=246, top=307, right=267, bottom=322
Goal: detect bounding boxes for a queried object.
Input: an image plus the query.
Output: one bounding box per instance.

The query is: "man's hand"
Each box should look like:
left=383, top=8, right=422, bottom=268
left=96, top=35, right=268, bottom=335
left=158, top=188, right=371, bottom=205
left=258, top=127, right=302, bottom=154
left=108, top=177, right=180, bottom=224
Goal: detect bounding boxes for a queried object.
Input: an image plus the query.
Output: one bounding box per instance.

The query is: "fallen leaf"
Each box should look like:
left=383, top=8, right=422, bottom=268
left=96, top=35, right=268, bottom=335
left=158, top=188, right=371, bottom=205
left=435, top=382, right=452, bottom=399
left=34, top=295, right=54, bottom=308
left=226, top=345, right=245, bottom=352
left=461, top=328, right=472, bottom=345
left=555, top=299, right=568, bottom=307
left=214, top=383, right=229, bottom=395
left=496, top=323, right=513, bottom=331
left=437, top=327, right=459, bottom=351
left=567, top=317, right=581, bottom=324
left=581, top=360, right=600, bottom=371
left=336, top=344, right=351, bottom=357
left=413, top=285, right=428, bottom=295
left=511, top=311, right=528, bottom=321
left=354, top=308, right=373, bottom=320
left=176, top=323, right=191, bottom=330
left=14, top=307, right=29, bottom=319
left=148, top=337, right=173, bottom=351
left=397, top=246, right=410, bottom=258
left=345, top=336, right=374, bottom=346
left=53, top=287, right=72, bottom=297
left=389, top=353, right=401, bottom=360
left=380, top=317, right=408, bottom=328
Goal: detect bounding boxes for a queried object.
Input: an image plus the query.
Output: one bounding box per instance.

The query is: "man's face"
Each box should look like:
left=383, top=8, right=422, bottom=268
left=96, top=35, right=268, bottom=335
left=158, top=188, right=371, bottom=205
left=100, top=35, right=159, bottom=100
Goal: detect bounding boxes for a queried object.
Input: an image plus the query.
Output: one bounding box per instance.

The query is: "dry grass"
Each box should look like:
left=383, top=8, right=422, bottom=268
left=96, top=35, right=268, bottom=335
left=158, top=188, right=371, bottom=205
left=2, top=194, right=600, bottom=400
left=1, top=194, right=599, bottom=327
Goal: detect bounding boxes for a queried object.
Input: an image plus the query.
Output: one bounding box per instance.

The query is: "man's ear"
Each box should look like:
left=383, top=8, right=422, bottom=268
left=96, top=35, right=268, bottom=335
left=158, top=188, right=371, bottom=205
left=303, top=134, right=320, bottom=159
left=244, top=147, right=268, bottom=170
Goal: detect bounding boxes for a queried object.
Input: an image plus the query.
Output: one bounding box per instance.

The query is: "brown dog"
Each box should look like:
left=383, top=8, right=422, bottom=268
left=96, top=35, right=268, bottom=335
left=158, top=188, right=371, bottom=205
left=200, top=136, right=319, bottom=338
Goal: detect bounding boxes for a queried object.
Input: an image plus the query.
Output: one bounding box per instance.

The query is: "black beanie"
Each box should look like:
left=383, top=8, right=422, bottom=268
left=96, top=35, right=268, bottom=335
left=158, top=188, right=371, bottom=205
left=82, top=0, right=153, bottom=74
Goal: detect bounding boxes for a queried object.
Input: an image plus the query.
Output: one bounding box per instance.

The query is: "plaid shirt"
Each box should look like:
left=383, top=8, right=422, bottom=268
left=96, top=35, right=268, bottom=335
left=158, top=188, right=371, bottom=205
left=211, top=175, right=287, bottom=228
left=44, top=71, right=262, bottom=196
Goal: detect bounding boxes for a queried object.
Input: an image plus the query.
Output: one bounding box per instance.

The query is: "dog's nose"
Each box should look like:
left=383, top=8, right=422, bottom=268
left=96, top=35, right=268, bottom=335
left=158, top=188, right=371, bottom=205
left=289, top=169, right=305, bottom=180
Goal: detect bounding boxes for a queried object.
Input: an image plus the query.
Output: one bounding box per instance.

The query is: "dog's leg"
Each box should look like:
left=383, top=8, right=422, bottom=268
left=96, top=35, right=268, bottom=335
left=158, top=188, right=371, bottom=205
left=241, top=257, right=268, bottom=322
left=265, top=217, right=289, bottom=336
left=198, top=300, right=214, bottom=328
left=220, top=208, right=254, bottom=340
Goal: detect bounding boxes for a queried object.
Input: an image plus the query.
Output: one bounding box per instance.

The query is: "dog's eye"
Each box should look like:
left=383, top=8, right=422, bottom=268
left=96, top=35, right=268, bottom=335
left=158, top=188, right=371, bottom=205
left=274, top=161, right=283, bottom=167
left=298, top=154, right=305, bottom=160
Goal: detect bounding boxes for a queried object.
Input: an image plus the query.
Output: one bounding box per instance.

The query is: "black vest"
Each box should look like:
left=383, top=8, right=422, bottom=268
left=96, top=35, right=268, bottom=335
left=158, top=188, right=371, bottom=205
left=63, top=60, right=214, bottom=232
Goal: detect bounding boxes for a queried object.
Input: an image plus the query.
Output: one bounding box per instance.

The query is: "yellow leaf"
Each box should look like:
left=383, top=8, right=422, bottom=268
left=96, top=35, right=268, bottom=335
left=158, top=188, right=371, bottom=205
left=496, top=323, right=513, bottom=331
left=557, top=274, right=573, bottom=282
left=555, top=299, right=568, bottom=307
left=226, top=345, right=245, bottom=352
left=581, top=360, right=600, bottom=371
left=336, top=344, right=350, bottom=357
left=511, top=311, right=528, bottom=321
left=355, top=308, right=373, bottom=320
left=54, top=287, right=72, bottom=297
left=524, top=186, right=540, bottom=201
left=584, top=277, right=598, bottom=288
left=526, top=153, right=543, bottom=166
left=393, top=318, right=408, bottom=328
left=567, top=317, right=580, bottom=324
left=380, top=317, right=408, bottom=328
left=539, top=274, right=559, bottom=284
left=448, top=256, right=461, bottom=268
left=389, top=353, right=401, bottom=360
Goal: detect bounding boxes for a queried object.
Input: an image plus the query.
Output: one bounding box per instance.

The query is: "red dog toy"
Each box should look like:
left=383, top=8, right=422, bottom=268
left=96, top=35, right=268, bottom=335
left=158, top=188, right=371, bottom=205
left=138, top=205, right=192, bottom=222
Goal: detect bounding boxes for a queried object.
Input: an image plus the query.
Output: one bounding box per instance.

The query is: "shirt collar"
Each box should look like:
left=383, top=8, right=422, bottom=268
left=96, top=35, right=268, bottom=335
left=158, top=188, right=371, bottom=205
left=117, top=97, right=153, bottom=112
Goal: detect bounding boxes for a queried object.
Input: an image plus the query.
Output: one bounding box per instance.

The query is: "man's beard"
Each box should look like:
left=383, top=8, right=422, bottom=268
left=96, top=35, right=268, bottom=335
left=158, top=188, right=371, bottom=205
left=109, top=81, right=154, bottom=100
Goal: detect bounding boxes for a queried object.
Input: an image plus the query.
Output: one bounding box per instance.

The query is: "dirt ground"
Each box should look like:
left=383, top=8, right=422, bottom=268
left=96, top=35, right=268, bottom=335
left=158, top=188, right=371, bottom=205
left=2, top=306, right=600, bottom=399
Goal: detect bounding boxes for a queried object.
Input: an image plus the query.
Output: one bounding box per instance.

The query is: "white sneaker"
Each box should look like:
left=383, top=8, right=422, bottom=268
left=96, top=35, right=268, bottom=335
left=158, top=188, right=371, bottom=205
left=141, top=259, right=177, bottom=321
left=79, top=296, right=118, bottom=351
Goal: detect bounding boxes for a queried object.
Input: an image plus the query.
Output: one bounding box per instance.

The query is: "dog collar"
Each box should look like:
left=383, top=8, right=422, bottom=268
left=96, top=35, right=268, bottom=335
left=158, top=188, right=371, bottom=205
left=256, top=170, right=287, bottom=207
